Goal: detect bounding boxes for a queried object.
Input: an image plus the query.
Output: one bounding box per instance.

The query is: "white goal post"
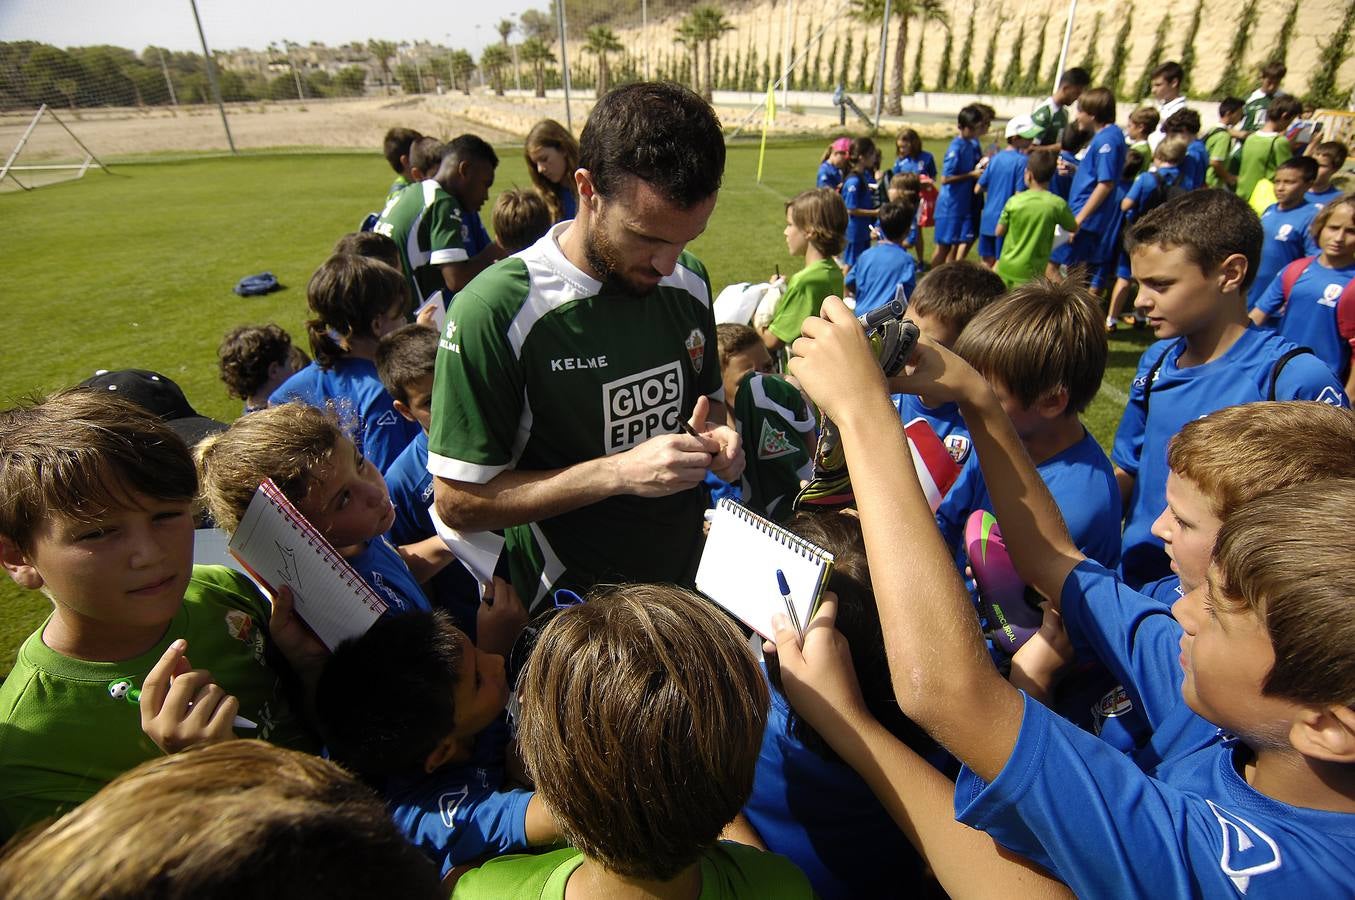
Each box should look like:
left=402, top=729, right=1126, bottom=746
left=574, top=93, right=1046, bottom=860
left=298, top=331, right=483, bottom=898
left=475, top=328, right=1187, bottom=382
left=1, top=104, right=110, bottom=192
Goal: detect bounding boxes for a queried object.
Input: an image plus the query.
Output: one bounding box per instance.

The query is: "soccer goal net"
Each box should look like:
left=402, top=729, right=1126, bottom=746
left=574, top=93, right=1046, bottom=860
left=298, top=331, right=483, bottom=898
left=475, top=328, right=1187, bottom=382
left=0, top=103, right=109, bottom=192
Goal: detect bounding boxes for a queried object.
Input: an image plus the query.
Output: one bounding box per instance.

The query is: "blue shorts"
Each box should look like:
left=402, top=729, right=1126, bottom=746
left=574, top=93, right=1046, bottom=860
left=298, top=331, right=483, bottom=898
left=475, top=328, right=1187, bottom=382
left=933, top=212, right=974, bottom=247
left=978, top=233, right=1003, bottom=259
left=1050, top=228, right=1103, bottom=268
left=1116, top=250, right=1133, bottom=282
left=842, top=234, right=870, bottom=269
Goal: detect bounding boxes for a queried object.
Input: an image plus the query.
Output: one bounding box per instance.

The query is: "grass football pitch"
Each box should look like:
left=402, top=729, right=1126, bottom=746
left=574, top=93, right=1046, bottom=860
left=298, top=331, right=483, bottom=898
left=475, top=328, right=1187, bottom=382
left=0, top=139, right=1156, bottom=674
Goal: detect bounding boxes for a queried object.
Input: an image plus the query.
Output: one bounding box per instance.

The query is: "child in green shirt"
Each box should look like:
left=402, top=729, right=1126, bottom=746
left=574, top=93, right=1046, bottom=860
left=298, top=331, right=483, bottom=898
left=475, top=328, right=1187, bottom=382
left=761, top=188, right=848, bottom=356
left=1237, top=95, right=1301, bottom=204
left=995, top=149, right=1079, bottom=288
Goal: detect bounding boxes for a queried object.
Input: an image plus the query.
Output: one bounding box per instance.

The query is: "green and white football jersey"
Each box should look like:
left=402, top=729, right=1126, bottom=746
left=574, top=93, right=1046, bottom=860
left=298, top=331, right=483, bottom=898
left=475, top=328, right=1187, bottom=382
left=735, top=373, right=817, bottom=522
left=374, top=179, right=468, bottom=305
left=1030, top=97, right=1068, bottom=147
left=428, top=223, right=722, bottom=610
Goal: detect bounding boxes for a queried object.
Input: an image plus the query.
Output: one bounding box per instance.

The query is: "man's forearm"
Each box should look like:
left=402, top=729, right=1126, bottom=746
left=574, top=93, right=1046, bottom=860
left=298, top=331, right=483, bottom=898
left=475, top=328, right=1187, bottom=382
left=434, top=456, right=618, bottom=532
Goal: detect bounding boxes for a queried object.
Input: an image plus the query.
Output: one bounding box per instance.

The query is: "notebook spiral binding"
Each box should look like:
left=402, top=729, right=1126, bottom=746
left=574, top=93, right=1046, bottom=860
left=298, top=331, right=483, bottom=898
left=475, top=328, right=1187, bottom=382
left=715, top=498, right=834, bottom=563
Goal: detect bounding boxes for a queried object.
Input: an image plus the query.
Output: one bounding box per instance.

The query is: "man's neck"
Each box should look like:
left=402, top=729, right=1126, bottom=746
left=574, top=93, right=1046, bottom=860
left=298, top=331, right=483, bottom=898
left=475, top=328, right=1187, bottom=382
left=1180, top=305, right=1249, bottom=368
left=1022, top=414, right=1085, bottom=465
left=1247, top=745, right=1355, bottom=814
left=558, top=219, right=601, bottom=281
left=44, top=606, right=169, bottom=663
left=565, top=858, right=702, bottom=900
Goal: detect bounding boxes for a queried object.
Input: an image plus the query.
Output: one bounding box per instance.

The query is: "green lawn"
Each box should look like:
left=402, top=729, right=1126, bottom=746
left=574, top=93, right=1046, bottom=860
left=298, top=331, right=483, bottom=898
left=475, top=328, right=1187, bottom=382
left=0, top=138, right=1156, bottom=674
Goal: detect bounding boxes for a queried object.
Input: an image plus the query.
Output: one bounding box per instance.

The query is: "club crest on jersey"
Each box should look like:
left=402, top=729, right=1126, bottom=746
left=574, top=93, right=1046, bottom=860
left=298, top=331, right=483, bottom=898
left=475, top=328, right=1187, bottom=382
left=944, top=434, right=972, bottom=464
left=1089, top=685, right=1133, bottom=734
left=602, top=362, right=684, bottom=454
left=758, top=419, right=798, bottom=460
left=685, top=329, right=706, bottom=374
left=1206, top=800, right=1282, bottom=893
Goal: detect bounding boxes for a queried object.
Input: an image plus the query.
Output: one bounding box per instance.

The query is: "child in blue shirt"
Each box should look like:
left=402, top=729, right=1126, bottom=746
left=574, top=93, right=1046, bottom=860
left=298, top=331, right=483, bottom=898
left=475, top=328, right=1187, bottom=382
left=269, top=252, right=421, bottom=474
left=217, top=323, right=307, bottom=415
left=976, top=115, right=1039, bottom=266
left=1050, top=123, right=1091, bottom=201
left=931, top=105, right=986, bottom=268
left=775, top=305, right=1355, bottom=897
left=197, top=402, right=434, bottom=616
left=891, top=128, right=937, bottom=264
left=376, top=324, right=483, bottom=634
left=817, top=137, right=850, bottom=190
left=1093, top=149, right=1144, bottom=312
left=1252, top=195, right=1355, bottom=388
left=1163, top=108, right=1209, bottom=190
left=841, top=137, right=881, bottom=275
left=1249, top=157, right=1320, bottom=313
left=316, top=609, right=553, bottom=878
left=1112, top=189, right=1347, bottom=589
left=892, top=261, right=1007, bottom=467
left=850, top=200, right=919, bottom=316
left=1050, top=88, right=1125, bottom=275
left=1308, top=140, right=1348, bottom=209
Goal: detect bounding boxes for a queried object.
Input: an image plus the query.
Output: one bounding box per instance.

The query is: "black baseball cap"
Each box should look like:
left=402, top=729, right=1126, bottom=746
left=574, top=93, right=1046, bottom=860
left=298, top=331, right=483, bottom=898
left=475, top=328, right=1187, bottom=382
left=78, top=369, right=228, bottom=448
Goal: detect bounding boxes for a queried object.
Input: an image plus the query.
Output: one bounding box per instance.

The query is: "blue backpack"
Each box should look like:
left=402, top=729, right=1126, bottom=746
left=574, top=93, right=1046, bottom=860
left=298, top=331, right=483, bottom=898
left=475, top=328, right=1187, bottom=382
left=233, top=272, right=281, bottom=296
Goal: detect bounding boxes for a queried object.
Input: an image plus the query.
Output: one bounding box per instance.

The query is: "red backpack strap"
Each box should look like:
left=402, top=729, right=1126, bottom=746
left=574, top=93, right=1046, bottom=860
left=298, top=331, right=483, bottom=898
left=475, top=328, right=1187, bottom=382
left=1280, top=256, right=1317, bottom=302
left=1338, top=278, right=1355, bottom=352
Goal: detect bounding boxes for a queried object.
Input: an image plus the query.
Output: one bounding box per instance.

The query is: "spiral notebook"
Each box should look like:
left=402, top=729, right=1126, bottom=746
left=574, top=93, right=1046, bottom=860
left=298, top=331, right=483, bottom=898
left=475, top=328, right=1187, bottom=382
left=228, top=478, right=388, bottom=651
left=696, top=498, right=835, bottom=640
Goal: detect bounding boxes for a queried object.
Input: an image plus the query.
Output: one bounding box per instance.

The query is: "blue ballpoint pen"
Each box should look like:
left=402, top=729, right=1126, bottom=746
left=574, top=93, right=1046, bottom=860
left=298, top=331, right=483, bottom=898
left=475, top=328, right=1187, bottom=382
left=775, top=569, right=802, bottom=635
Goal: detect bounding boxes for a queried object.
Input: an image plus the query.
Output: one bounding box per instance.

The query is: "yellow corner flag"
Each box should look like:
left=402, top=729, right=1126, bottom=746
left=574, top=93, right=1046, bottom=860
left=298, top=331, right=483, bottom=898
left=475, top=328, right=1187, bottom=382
left=756, top=81, right=776, bottom=184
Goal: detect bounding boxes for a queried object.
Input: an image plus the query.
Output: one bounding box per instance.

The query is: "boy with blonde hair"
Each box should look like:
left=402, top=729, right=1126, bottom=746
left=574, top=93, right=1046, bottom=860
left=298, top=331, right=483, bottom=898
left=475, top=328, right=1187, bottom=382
left=762, top=187, right=848, bottom=353
left=0, top=392, right=320, bottom=838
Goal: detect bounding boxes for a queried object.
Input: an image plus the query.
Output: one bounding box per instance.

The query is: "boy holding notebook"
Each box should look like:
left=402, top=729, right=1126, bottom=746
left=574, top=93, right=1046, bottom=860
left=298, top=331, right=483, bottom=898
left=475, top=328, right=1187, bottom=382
left=0, top=391, right=321, bottom=838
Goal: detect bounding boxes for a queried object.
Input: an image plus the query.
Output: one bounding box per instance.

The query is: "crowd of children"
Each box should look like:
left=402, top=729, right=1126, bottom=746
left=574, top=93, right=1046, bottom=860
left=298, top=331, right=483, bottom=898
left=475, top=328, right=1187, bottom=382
left=2, top=75, right=1355, bottom=899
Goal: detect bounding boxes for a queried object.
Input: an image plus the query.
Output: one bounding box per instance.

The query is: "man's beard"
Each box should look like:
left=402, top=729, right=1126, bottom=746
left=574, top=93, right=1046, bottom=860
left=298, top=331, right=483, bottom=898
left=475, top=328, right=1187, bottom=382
left=583, top=218, right=657, bottom=298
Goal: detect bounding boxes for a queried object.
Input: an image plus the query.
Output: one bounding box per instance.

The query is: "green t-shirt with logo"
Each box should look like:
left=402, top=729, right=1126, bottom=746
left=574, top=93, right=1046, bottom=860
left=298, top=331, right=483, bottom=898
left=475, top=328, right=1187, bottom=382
left=452, top=843, right=816, bottom=899
left=1030, top=97, right=1069, bottom=147
left=1241, top=88, right=1281, bottom=133
left=0, top=565, right=318, bottom=839
left=736, top=373, right=817, bottom=522
left=1237, top=131, right=1293, bottom=203
left=1203, top=126, right=1237, bottom=188
left=994, top=189, right=1079, bottom=288
left=427, top=224, right=722, bottom=611
left=374, top=178, right=468, bottom=305
left=768, top=258, right=845, bottom=344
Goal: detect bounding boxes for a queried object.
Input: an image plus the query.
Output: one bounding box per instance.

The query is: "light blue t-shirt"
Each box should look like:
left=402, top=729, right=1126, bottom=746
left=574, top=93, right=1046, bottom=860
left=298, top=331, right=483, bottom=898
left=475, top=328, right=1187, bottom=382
left=1181, top=139, right=1210, bottom=190
left=346, top=535, right=431, bottom=616
left=978, top=148, right=1028, bottom=237
left=1123, top=165, right=1182, bottom=218
left=842, top=172, right=874, bottom=255
left=1306, top=185, right=1343, bottom=210
left=849, top=242, right=917, bottom=317
left=1262, top=258, right=1355, bottom=379
left=938, top=136, right=981, bottom=220
left=894, top=395, right=972, bottom=467
left=1112, top=329, right=1349, bottom=588
left=1252, top=203, right=1320, bottom=310
left=892, top=151, right=937, bottom=180
left=817, top=160, right=843, bottom=191
left=269, top=358, right=421, bottom=475
left=1068, top=124, right=1127, bottom=235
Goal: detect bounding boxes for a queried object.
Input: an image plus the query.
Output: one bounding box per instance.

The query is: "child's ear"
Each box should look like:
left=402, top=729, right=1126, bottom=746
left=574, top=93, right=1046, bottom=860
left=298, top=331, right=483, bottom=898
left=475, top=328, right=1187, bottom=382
left=1037, top=387, right=1070, bottom=420
left=423, top=734, right=470, bottom=774
left=0, top=536, right=44, bottom=591
left=392, top=399, right=417, bottom=424
left=1289, top=705, right=1355, bottom=764
left=1217, top=252, right=1250, bottom=295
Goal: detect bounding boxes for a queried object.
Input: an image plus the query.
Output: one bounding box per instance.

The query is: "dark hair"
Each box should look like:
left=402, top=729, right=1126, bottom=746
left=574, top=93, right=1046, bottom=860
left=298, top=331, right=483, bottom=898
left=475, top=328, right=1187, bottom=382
left=1259, top=61, right=1287, bottom=82
left=408, top=136, right=446, bottom=176
left=1267, top=95, right=1302, bottom=123
left=579, top=82, right=725, bottom=207
left=877, top=199, right=916, bottom=242
left=908, top=260, right=1006, bottom=329
left=1314, top=140, right=1350, bottom=168
left=1122, top=148, right=1146, bottom=180
left=1276, top=156, right=1319, bottom=182
left=1150, top=61, right=1184, bottom=86
left=492, top=188, right=552, bottom=253
left=957, top=104, right=985, bottom=130
left=0, top=391, right=197, bottom=553
left=305, top=254, right=409, bottom=368
left=1059, top=66, right=1090, bottom=88
left=1078, top=87, right=1116, bottom=124
left=1163, top=108, right=1201, bottom=137
left=1027, top=148, right=1057, bottom=184
left=1218, top=96, right=1245, bottom=117
left=0, top=741, right=443, bottom=900
left=317, top=611, right=467, bottom=778
left=1061, top=122, right=1093, bottom=155
left=375, top=324, right=439, bottom=406
left=895, top=127, right=922, bottom=159
left=218, top=323, right=295, bottom=401
left=765, top=511, right=935, bottom=761
left=954, top=278, right=1106, bottom=415
left=1125, top=189, right=1263, bottom=290
left=716, top=322, right=762, bottom=369
left=332, top=231, right=400, bottom=270
left=849, top=136, right=877, bottom=173
left=383, top=126, right=423, bottom=175
left=446, top=133, right=499, bottom=169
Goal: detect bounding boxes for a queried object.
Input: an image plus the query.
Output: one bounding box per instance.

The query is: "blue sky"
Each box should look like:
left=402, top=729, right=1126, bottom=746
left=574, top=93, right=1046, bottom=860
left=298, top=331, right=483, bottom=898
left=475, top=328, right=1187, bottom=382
left=0, top=0, right=545, bottom=56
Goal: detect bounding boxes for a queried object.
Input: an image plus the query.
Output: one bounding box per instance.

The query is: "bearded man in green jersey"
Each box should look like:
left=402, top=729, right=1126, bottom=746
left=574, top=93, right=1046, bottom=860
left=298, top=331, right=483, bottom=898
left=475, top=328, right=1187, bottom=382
left=428, top=82, right=745, bottom=611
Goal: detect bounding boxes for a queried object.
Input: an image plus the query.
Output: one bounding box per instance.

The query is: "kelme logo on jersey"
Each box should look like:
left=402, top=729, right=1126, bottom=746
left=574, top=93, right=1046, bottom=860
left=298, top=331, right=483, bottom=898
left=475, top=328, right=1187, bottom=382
left=602, top=362, right=684, bottom=454
left=685, top=329, right=706, bottom=374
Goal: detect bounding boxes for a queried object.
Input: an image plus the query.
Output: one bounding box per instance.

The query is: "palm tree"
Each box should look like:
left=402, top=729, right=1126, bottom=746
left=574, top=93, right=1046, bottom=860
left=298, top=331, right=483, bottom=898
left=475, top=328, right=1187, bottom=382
left=520, top=36, right=556, bottom=98
left=851, top=0, right=948, bottom=115
left=448, top=49, right=475, bottom=95
left=481, top=44, right=511, bottom=96
left=497, top=18, right=514, bottom=47
left=584, top=26, right=623, bottom=96
left=367, top=39, right=396, bottom=95
left=680, top=6, right=736, bottom=100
